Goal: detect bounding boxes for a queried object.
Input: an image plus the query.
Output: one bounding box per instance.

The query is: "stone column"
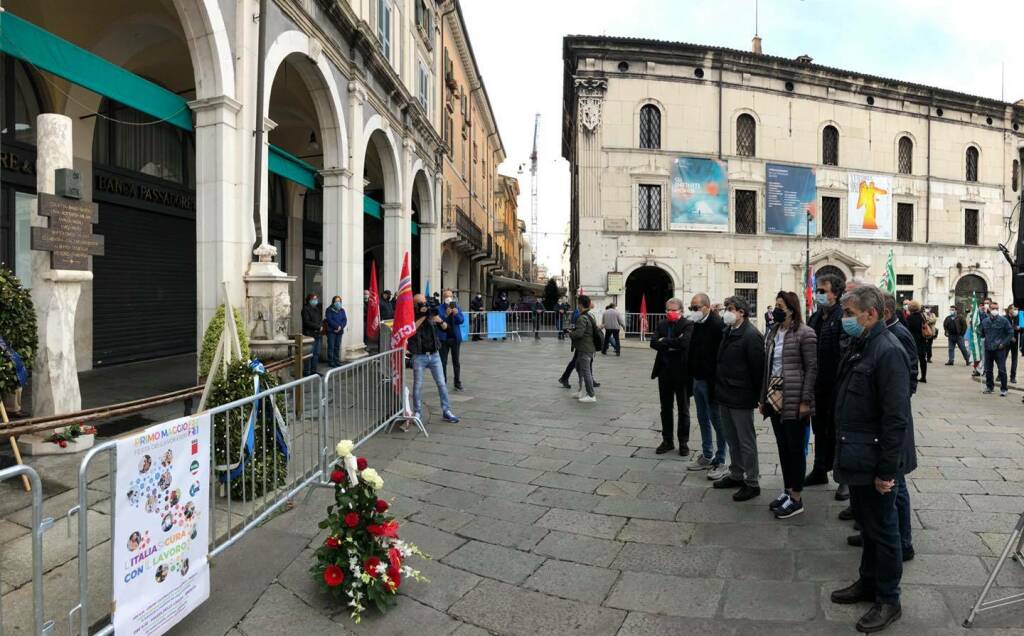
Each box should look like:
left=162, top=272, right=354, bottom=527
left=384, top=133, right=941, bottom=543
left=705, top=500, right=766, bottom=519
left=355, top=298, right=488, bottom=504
left=343, top=81, right=367, bottom=358
left=575, top=77, right=607, bottom=296
left=419, top=222, right=440, bottom=298
left=383, top=202, right=405, bottom=290
left=321, top=167, right=352, bottom=313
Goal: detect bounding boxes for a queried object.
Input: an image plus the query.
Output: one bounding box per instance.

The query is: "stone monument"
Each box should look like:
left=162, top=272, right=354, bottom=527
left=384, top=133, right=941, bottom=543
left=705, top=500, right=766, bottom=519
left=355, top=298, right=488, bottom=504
left=245, top=243, right=300, bottom=360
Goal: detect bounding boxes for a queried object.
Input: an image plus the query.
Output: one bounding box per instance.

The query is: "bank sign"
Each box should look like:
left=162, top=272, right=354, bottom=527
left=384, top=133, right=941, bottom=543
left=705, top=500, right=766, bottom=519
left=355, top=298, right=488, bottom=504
left=765, top=163, right=817, bottom=236
left=670, top=157, right=729, bottom=232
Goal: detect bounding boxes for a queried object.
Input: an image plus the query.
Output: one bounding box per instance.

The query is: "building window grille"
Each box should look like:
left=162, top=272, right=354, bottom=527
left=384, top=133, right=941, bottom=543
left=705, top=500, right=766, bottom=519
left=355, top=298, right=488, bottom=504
left=821, top=196, right=840, bottom=238
left=735, top=271, right=758, bottom=284
left=822, top=125, right=839, bottom=166
left=898, top=136, right=913, bottom=174
left=735, top=189, right=757, bottom=234
left=966, top=146, right=979, bottom=182
left=734, top=288, right=758, bottom=312
left=896, top=274, right=914, bottom=286
left=736, top=114, right=756, bottom=156
left=638, top=185, right=662, bottom=231
left=896, top=203, right=913, bottom=242
left=639, top=104, right=661, bottom=149
left=964, top=208, right=979, bottom=245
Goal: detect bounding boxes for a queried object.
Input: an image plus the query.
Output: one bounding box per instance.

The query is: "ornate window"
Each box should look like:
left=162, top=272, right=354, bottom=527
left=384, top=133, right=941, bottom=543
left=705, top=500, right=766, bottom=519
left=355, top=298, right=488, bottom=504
left=638, top=185, right=662, bottom=231
left=965, top=208, right=979, bottom=245
left=821, top=196, right=840, bottom=238
left=639, top=104, right=660, bottom=149
left=735, top=189, right=757, bottom=234
left=896, top=203, right=913, bottom=242
left=822, top=125, right=839, bottom=166
left=898, top=136, right=913, bottom=174
left=736, top=114, right=756, bottom=156
left=966, top=146, right=979, bottom=182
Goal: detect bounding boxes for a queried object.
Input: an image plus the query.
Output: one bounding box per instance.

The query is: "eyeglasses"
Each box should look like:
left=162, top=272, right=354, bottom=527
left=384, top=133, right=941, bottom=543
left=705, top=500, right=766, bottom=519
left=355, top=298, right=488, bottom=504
left=815, top=289, right=826, bottom=294
left=688, top=306, right=701, bottom=311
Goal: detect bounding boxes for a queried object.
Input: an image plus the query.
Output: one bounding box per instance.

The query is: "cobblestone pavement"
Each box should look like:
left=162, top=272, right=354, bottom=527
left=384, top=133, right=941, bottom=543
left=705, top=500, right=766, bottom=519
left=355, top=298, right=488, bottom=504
left=7, top=338, right=1024, bottom=635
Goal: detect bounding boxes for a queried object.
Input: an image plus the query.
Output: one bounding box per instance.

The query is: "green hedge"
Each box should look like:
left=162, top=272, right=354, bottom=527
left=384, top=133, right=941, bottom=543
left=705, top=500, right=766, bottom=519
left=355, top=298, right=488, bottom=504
left=0, top=267, right=37, bottom=396
left=200, top=305, right=249, bottom=378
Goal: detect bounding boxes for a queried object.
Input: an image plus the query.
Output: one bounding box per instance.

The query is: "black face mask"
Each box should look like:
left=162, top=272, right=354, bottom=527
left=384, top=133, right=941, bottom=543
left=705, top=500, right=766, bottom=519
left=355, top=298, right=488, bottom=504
left=772, top=307, right=787, bottom=323
left=416, top=302, right=427, bottom=312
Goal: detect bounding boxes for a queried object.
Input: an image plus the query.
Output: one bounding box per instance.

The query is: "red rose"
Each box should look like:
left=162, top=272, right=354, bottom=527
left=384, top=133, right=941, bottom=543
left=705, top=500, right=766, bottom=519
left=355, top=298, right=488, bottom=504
left=388, top=547, right=402, bottom=569
left=330, top=469, right=345, bottom=484
left=357, top=457, right=368, bottom=471
left=374, top=499, right=389, bottom=513
left=344, top=512, right=359, bottom=528
left=364, top=556, right=381, bottom=577
left=323, top=564, right=344, bottom=587
left=367, top=524, right=383, bottom=536
left=386, top=566, right=401, bottom=590
left=325, top=536, right=341, bottom=549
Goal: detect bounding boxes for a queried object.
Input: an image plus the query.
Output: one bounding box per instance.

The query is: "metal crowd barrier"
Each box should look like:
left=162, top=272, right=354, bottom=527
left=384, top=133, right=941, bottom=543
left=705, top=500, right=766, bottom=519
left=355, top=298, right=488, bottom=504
left=0, top=465, right=52, bottom=636
left=64, top=348, right=415, bottom=636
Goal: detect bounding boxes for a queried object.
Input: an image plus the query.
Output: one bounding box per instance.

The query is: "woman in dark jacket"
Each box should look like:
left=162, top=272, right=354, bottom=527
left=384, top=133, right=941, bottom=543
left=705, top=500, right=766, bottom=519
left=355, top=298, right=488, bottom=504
left=905, top=300, right=928, bottom=383
left=324, top=295, right=348, bottom=367
left=300, top=294, right=322, bottom=376
left=760, top=291, right=818, bottom=519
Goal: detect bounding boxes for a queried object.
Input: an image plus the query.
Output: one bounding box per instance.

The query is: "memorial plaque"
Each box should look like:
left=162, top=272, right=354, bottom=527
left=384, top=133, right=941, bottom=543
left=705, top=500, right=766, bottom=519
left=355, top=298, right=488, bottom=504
left=30, top=192, right=104, bottom=270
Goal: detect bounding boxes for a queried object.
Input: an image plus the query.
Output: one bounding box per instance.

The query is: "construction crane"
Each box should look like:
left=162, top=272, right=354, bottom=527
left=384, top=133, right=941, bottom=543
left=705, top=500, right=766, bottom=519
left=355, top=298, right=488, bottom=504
left=529, top=113, right=540, bottom=253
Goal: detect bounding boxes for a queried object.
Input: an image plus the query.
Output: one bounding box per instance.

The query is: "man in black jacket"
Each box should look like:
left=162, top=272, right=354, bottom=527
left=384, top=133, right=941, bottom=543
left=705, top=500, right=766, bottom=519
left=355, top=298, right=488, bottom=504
left=379, top=290, right=395, bottom=321
left=686, top=293, right=726, bottom=473
left=470, top=293, right=485, bottom=341
left=711, top=295, right=765, bottom=501
left=943, top=305, right=968, bottom=365
left=651, top=298, right=695, bottom=455
left=408, top=294, right=460, bottom=423
left=806, top=273, right=846, bottom=494
left=830, top=286, right=911, bottom=633
left=301, top=294, right=322, bottom=376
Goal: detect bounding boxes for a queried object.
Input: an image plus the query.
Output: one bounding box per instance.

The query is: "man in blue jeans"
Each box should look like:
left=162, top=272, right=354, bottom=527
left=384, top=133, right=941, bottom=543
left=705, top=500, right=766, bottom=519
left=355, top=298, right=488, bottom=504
left=981, top=300, right=1014, bottom=396
left=686, top=293, right=727, bottom=477
left=408, top=293, right=460, bottom=423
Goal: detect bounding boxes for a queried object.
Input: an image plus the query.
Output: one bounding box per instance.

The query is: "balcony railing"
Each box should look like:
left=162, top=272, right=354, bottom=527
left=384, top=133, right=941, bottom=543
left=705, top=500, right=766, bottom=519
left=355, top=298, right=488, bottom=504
left=456, top=207, right=482, bottom=250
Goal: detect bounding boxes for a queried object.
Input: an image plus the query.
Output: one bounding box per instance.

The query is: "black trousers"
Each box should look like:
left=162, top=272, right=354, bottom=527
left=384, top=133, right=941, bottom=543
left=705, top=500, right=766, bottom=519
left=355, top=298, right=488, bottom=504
left=657, top=373, right=690, bottom=446
left=771, top=415, right=807, bottom=492
left=810, top=399, right=836, bottom=476
left=917, top=347, right=928, bottom=381
left=439, top=339, right=461, bottom=385
left=850, top=483, right=902, bottom=604
left=602, top=329, right=621, bottom=354
left=924, top=337, right=934, bottom=362
left=559, top=351, right=577, bottom=382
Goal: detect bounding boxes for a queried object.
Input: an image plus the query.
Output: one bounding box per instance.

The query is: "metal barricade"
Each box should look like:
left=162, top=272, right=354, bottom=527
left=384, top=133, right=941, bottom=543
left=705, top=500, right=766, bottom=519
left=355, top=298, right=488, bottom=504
left=0, top=465, right=52, bottom=636
left=623, top=312, right=666, bottom=340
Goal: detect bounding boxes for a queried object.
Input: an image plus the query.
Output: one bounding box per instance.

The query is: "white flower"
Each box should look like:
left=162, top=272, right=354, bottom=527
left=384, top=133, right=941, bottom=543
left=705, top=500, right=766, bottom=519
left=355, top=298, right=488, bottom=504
left=360, top=468, right=384, bottom=490
left=335, top=439, right=355, bottom=457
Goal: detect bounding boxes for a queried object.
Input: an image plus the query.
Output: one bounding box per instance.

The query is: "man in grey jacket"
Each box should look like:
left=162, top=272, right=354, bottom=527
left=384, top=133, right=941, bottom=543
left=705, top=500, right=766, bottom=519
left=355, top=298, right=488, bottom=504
left=981, top=300, right=1014, bottom=396
left=601, top=303, right=626, bottom=356
left=570, top=295, right=598, bottom=402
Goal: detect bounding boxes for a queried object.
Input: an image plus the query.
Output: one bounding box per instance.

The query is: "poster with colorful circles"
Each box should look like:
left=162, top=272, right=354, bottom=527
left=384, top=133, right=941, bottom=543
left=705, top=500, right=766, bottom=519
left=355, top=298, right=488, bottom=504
left=113, top=414, right=210, bottom=636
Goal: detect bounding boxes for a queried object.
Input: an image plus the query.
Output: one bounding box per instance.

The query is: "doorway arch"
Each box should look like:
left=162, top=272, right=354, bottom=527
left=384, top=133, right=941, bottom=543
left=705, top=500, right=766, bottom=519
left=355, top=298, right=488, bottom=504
left=625, top=266, right=674, bottom=314
left=954, top=274, right=988, bottom=314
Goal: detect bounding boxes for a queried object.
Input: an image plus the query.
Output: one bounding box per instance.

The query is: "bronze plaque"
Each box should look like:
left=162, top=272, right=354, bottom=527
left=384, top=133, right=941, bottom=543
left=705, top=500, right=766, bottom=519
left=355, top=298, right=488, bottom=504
left=30, top=192, right=104, bottom=270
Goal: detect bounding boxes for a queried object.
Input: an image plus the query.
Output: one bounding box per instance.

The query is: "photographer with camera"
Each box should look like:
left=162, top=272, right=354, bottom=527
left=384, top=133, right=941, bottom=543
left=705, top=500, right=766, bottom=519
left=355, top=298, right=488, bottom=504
left=438, top=288, right=465, bottom=391
left=409, top=293, right=460, bottom=423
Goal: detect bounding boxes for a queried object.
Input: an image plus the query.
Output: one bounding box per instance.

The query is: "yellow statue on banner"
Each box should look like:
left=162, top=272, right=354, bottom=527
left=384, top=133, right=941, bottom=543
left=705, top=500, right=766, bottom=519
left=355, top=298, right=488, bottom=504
left=856, top=180, right=888, bottom=230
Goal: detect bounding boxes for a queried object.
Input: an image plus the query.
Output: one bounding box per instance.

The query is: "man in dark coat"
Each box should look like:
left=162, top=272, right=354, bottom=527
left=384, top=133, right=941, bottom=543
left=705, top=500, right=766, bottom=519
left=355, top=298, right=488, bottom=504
left=379, top=290, right=395, bottom=321
left=470, top=293, right=485, bottom=341
left=687, top=293, right=726, bottom=472
left=943, top=305, right=968, bottom=365
left=806, top=273, right=847, bottom=494
left=650, top=298, right=695, bottom=456
left=300, top=294, right=322, bottom=376
left=830, top=285, right=911, bottom=633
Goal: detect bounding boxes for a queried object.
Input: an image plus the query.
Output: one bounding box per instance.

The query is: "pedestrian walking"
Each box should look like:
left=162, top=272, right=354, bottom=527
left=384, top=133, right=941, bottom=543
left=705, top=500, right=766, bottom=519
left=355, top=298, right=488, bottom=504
left=557, top=298, right=571, bottom=340
left=712, top=295, right=765, bottom=501
left=761, top=291, right=817, bottom=520
left=1006, top=305, right=1019, bottom=383
left=943, top=305, right=969, bottom=365
left=438, top=289, right=465, bottom=391
left=325, top=295, right=348, bottom=367
left=904, top=300, right=929, bottom=384
left=805, top=273, right=846, bottom=499
left=830, top=285, right=911, bottom=634
left=601, top=302, right=626, bottom=355
left=981, top=300, right=1013, bottom=396
left=686, top=293, right=727, bottom=477
left=569, top=295, right=599, bottom=402
left=301, top=294, right=322, bottom=376
left=408, top=293, right=460, bottom=423
left=651, top=298, right=696, bottom=455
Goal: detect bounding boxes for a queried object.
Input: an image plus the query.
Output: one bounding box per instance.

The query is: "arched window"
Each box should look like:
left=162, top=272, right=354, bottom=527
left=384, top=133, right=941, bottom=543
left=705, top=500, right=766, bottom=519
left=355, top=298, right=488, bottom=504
left=822, top=125, right=839, bottom=166
left=965, top=146, right=979, bottom=182
left=639, top=104, right=660, bottom=149
left=736, top=114, right=756, bottom=156
left=898, top=136, right=913, bottom=174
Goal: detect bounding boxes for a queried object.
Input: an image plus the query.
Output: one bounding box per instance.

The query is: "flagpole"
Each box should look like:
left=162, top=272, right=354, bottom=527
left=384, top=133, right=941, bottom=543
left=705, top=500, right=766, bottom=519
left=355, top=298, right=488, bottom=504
left=805, top=209, right=811, bottom=312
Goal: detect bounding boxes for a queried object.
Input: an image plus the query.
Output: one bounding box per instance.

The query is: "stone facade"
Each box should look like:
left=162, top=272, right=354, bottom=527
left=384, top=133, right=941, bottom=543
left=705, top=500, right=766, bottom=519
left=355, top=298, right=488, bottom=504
left=562, top=36, right=1023, bottom=316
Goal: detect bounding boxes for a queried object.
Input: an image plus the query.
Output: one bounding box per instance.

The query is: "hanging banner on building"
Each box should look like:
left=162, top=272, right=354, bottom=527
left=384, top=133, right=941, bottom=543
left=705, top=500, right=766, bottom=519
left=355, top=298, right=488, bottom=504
left=765, top=163, right=817, bottom=236
left=670, top=157, right=729, bottom=232
left=847, top=172, right=893, bottom=239
left=113, top=414, right=211, bottom=636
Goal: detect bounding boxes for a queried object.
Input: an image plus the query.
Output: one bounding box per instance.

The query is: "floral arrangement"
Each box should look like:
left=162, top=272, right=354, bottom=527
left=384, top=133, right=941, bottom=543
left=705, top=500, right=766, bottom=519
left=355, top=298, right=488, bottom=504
left=310, top=439, right=426, bottom=622
left=46, top=424, right=97, bottom=448
left=0, top=266, right=37, bottom=397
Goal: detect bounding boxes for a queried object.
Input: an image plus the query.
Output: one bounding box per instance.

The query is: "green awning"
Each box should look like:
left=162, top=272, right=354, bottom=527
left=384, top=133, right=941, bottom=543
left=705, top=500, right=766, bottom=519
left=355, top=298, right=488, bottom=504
left=268, top=145, right=317, bottom=190
left=364, top=195, right=382, bottom=219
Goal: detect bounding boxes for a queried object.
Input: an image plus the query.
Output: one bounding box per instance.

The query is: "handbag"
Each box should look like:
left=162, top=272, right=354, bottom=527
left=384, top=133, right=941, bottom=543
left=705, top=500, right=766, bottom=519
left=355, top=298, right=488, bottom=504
left=765, top=375, right=784, bottom=414
left=837, top=430, right=881, bottom=473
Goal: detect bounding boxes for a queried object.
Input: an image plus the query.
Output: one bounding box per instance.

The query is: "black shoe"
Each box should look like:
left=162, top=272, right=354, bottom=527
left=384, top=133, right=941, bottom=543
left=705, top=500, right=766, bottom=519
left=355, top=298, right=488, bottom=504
left=838, top=506, right=854, bottom=521
left=856, top=602, right=902, bottom=633
left=454, top=383, right=464, bottom=391
left=847, top=533, right=863, bottom=547
left=835, top=484, right=851, bottom=501
left=804, top=470, right=829, bottom=486
left=733, top=485, right=761, bottom=501
left=831, top=580, right=876, bottom=605
left=944, top=361, right=954, bottom=366
left=655, top=442, right=674, bottom=455
left=853, top=521, right=861, bottom=532
left=616, top=351, right=621, bottom=357
left=919, top=378, right=927, bottom=383
left=972, top=370, right=982, bottom=377
left=601, top=351, right=608, bottom=355
left=679, top=443, right=690, bottom=456
left=713, top=475, right=744, bottom=489
left=559, top=379, right=571, bottom=389
left=593, top=381, right=601, bottom=387
left=902, top=547, right=914, bottom=562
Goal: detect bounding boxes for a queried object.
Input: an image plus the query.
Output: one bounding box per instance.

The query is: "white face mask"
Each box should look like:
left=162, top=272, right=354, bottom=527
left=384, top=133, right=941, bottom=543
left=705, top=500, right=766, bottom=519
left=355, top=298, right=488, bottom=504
left=991, top=309, right=1001, bottom=316
left=722, top=310, right=738, bottom=326
left=685, top=310, right=703, bottom=322
left=443, top=296, right=453, bottom=304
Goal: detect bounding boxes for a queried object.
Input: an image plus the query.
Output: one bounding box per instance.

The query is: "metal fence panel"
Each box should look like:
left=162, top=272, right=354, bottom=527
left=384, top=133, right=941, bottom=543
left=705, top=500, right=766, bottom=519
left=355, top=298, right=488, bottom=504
left=0, top=464, right=51, bottom=636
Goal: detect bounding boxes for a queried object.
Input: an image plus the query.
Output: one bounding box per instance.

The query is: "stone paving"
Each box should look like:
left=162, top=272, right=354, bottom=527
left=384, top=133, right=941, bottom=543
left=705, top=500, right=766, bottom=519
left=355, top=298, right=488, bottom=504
left=6, top=337, right=1024, bottom=634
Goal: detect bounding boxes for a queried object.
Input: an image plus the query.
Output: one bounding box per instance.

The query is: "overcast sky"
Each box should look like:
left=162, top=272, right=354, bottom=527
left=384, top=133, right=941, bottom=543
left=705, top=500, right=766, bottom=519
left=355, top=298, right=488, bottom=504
left=459, top=0, right=1024, bottom=277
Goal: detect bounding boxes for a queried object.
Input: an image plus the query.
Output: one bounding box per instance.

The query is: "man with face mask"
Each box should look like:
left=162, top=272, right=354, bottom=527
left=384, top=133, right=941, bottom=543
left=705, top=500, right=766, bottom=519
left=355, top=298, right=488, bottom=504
left=301, top=294, right=323, bottom=376
left=981, top=300, right=1013, bottom=396
left=943, top=305, right=969, bottom=366
left=686, top=293, right=727, bottom=475
left=408, top=293, right=460, bottom=423
left=325, top=296, right=348, bottom=367
left=830, top=285, right=910, bottom=633
left=1006, top=305, right=1019, bottom=384
left=437, top=288, right=465, bottom=391
left=805, top=273, right=846, bottom=493
left=379, top=290, right=395, bottom=321
left=470, top=292, right=485, bottom=341
left=651, top=298, right=696, bottom=455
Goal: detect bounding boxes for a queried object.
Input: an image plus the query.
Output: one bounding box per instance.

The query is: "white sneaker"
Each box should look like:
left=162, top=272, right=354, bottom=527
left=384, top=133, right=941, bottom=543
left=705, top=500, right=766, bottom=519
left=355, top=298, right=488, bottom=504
left=687, top=455, right=713, bottom=471
left=578, top=395, right=596, bottom=403
left=577, top=389, right=586, bottom=399
left=708, top=464, right=729, bottom=480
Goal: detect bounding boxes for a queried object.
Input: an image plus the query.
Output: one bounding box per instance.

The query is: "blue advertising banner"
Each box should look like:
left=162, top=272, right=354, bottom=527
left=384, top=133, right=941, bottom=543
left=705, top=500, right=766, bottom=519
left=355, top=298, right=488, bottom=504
left=766, top=163, right=817, bottom=236
left=670, top=157, right=729, bottom=232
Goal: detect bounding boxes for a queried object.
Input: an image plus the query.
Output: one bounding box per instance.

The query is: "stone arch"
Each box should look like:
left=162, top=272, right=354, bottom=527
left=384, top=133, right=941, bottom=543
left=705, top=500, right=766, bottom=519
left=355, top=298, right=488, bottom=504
left=361, top=114, right=403, bottom=204
left=441, top=246, right=458, bottom=291
left=623, top=263, right=678, bottom=314
left=731, top=108, right=760, bottom=157
left=894, top=132, right=916, bottom=174
left=635, top=98, right=665, bottom=148
left=953, top=273, right=989, bottom=312
left=457, top=252, right=472, bottom=297
left=964, top=142, right=982, bottom=181
left=409, top=165, right=434, bottom=225
left=171, top=0, right=235, bottom=99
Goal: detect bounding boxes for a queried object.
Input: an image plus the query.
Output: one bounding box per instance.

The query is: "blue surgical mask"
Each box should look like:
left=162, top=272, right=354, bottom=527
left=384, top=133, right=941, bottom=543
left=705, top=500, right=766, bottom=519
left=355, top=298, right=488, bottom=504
left=333, top=301, right=342, bottom=310
left=841, top=316, right=864, bottom=337
left=310, top=299, right=319, bottom=307
left=813, top=292, right=828, bottom=307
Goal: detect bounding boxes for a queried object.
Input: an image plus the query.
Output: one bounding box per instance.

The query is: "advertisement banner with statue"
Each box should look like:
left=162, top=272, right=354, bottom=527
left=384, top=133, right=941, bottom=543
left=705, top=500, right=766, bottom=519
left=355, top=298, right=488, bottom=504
left=847, top=172, right=893, bottom=239
left=670, top=157, right=729, bottom=232
left=113, top=414, right=211, bottom=636
left=765, top=163, right=817, bottom=235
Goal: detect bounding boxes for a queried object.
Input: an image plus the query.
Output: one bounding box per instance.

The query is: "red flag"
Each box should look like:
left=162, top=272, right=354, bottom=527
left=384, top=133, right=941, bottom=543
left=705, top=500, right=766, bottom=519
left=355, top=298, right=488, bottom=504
left=639, top=294, right=649, bottom=337
left=366, top=261, right=380, bottom=340
left=389, top=254, right=416, bottom=391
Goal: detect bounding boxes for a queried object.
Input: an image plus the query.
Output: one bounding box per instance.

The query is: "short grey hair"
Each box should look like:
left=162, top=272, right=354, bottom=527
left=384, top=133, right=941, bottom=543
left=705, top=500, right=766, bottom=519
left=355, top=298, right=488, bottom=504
left=692, top=293, right=710, bottom=307
left=665, top=297, right=684, bottom=311
left=723, top=295, right=750, bottom=317
left=841, top=285, right=884, bottom=316
left=880, top=291, right=897, bottom=316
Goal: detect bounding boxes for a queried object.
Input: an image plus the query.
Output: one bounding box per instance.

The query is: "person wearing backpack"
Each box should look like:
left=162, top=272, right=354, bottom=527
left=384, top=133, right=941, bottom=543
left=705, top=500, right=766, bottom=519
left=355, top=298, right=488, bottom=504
left=569, top=295, right=599, bottom=402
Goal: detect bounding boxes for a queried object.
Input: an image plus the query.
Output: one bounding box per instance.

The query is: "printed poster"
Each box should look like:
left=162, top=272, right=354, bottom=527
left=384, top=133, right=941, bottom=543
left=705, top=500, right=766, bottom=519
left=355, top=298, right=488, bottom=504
left=113, top=414, right=210, bottom=636
left=847, top=172, right=893, bottom=239
left=670, top=157, right=729, bottom=232
left=765, top=163, right=817, bottom=236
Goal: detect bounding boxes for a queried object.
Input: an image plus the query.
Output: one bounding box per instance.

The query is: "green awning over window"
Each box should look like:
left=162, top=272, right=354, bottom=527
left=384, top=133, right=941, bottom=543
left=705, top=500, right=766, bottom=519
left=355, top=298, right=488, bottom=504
left=364, top=195, right=382, bottom=219
left=268, top=145, right=317, bottom=190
